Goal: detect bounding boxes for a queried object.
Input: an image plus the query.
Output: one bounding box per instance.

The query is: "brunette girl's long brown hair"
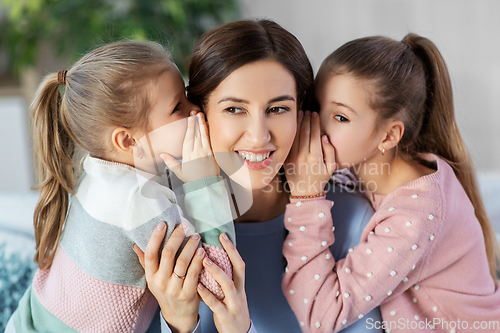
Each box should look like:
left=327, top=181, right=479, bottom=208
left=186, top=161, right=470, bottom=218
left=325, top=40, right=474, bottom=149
left=318, top=33, right=499, bottom=279
left=32, top=41, right=173, bottom=269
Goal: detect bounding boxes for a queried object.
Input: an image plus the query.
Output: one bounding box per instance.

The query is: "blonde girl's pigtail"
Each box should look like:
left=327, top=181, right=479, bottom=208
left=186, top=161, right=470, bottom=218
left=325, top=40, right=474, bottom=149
left=403, top=33, right=500, bottom=279
left=31, top=72, right=76, bottom=270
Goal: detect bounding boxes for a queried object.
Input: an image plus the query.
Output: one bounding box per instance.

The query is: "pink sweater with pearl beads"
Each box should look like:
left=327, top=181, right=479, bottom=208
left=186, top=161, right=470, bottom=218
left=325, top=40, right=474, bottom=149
left=282, top=155, right=500, bottom=333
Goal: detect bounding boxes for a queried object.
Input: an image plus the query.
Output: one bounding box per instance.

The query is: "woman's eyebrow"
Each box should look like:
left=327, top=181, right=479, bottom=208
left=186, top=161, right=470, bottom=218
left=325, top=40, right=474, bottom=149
left=218, top=97, right=249, bottom=104
left=332, top=101, right=357, bottom=115
left=268, top=95, right=295, bottom=103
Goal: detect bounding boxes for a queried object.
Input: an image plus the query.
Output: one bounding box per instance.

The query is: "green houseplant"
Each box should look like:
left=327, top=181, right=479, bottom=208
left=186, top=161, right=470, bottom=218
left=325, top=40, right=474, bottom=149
left=0, top=0, right=239, bottom=75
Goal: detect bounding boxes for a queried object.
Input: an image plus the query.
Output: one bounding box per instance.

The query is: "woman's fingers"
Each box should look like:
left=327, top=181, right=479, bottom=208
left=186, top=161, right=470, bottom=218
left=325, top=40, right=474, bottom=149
left=182, top=116, right=196, bottom=157
left=183, top=247, right=206, bottom=291
left=197, top=282, right=226, bottom=314
left=197, top=113, right=211, bottom=151
left=289, top=110, right=303, bottom=157
left=132, top=244, right=145, bottom=269
left=143, top=222, right=168, bottom=275
left=202, top=257, right=238, bottom=309
left=173, top=232, right=201, bottom=280
left=219, top=233, right=245, bottom=291
left=298, top=110, right=311, bottom=154
left=309, top=111, right=322, bottom=156
left=158, top=223, right=188, bottom=276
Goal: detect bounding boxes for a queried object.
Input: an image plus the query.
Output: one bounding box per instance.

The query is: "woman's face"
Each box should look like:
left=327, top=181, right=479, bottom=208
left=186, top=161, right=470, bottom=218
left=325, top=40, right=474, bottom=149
left=204, top=60, right=297, bottom=190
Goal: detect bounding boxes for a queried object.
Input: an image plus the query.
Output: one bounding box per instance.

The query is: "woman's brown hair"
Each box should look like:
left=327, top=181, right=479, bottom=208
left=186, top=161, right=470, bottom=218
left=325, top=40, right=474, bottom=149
left=31, top=40, right=174, bottom=269
left=186, top=19, right=314, bottom=111
left=318, top=33, right=500, bottom=279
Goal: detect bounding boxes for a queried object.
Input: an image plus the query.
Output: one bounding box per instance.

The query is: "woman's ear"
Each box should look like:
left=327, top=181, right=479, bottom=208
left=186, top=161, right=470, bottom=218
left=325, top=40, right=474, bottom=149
left=111, top=127, right=137, bottom=155
left=379, top=120, right=405, bottom=152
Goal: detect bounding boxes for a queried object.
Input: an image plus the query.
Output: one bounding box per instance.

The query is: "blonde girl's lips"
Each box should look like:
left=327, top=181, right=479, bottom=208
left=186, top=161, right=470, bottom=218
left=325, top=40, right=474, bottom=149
left=236, top=150, right=275, bottom=170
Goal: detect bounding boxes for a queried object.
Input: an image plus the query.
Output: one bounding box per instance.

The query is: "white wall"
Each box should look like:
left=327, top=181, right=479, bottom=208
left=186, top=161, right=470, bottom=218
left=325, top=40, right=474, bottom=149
left=0, top=96, right=33, bottom=191
left=239, top=0, right=500, bottom=173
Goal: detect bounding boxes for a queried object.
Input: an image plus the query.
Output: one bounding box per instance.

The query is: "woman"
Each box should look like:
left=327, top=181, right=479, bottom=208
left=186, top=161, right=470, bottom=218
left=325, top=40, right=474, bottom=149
left=138, top=19, right=383, bottom=333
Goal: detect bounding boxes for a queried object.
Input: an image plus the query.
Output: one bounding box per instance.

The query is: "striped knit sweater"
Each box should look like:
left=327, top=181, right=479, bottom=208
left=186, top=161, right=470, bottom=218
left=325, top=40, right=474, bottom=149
left=7, top=156, right=235, bottom=333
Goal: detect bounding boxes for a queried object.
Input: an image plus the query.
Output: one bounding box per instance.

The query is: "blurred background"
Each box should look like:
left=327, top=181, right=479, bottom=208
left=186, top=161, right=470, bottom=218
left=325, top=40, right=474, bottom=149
left=0, top=0, right=499, bottom=328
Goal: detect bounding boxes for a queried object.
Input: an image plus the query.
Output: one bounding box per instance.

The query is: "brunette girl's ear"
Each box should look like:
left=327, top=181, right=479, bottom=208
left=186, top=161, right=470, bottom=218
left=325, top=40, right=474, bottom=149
left=380, top=120, right=405, bottom=151
left=111, top=127, right=137, bottom=155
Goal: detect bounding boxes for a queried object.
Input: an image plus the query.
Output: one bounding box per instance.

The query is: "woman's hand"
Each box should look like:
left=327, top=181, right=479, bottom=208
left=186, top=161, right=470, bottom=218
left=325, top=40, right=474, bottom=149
left=284, top=110, right=337, bottom=196
left=161, top=112, right=219, bottom=183
left=133, top=222, right=205, bottom=333
left=196, top=233, right=251, bottom=333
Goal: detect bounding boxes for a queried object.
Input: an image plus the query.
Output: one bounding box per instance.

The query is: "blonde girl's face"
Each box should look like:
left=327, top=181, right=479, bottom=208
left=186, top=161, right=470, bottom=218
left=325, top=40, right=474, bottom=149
left=317, top=74, right=384, bottom=169
left=134, top=66, right=200, bottom=172
left=204, top=60, right=297, bottom=190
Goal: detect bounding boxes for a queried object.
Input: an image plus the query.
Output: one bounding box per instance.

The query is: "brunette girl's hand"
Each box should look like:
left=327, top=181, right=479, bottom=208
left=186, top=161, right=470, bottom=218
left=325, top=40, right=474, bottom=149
left=160, top=112, right=219, bottom=183
left=133, top=222, right=205, bottom=333
left=284, top=110, right=336, bottom=196
left=196, top=233, right=251, bottom=333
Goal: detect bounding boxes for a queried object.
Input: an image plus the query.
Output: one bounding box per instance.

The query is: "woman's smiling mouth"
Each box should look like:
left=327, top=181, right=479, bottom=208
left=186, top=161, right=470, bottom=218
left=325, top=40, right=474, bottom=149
left=236, top=150, right=275, bottom=169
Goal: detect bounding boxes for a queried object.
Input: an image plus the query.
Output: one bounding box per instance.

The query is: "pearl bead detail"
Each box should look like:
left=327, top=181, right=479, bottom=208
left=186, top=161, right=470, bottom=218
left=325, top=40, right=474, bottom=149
left=345, top=268, right=351, bottom=273
left=318, top=212, right=325, bottom=218
left=406, top=221, right=412, bottom=227
left=296, top=201, right=302, bottom=207
left=428, top=214, right=434, bottom=220
left=367, top=272, right=373, bottom=277
left=299, top=226, right=306, bottom=231
left=366, top=248, right=373, bottom=254
left=390, top=270, right=397, bottom=276
left=301, top=256, right=308, bottom=261
left=385, top=227, right=390, bottom=233
left=344, top=292, right=350, bottom=298
left=366, top=295, right=372, bottom=301
left=412, top=194, right=418, bottom=199
left=412, top=244, right=418, bottom=250
left=390, top=310, right=396, bottom=316
left=315, top=322, right=321, bottom=328
left=321, top=241, right=327, bottom=247
left=388, top=247, right=394, bottom=253
left=314, top=274, right=320, bottom=280
left=287, top=217, right=292, bottom=222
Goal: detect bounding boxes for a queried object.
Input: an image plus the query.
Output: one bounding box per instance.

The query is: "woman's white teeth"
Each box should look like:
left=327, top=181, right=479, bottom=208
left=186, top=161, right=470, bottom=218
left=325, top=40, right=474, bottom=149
left=238, top=152, right=271, bottom=162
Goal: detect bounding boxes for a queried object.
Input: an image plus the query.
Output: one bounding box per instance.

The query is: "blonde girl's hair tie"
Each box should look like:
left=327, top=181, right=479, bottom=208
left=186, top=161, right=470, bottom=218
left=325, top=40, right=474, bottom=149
left=57, top=70, right=68, bottom=85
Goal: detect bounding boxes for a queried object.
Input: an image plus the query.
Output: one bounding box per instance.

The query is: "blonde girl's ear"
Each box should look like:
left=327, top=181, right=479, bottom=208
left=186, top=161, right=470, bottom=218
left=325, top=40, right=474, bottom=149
left=378, top=120, right=405, bottom=153
left=111, top=127, right=137, bottom=155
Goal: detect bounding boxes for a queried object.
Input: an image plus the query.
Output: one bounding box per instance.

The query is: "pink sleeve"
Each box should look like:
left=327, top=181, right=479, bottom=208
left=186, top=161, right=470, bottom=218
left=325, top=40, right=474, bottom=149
left=282, top=196, right=437, bottom=332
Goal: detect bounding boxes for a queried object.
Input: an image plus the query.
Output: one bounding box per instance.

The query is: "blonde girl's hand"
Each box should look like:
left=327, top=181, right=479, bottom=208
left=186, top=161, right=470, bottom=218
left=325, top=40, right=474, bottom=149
left=196, top=233, right=251, bottom=333
left=133, top=222, right=205, bottom=333
left=160, top=112, right=219, bottom=183
left=285, top=110, right=337, bottom=196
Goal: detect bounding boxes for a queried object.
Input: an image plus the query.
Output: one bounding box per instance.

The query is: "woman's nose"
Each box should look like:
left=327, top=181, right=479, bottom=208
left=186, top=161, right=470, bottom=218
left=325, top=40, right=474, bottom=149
left=244, top=115, right=271, bottom=147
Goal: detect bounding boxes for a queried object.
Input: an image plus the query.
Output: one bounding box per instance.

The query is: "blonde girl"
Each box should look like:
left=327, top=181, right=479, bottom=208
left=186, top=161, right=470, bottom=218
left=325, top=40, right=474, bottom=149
left=282, top=33, right=500, bottom=332
left=7, top=40, right=235, bottom=333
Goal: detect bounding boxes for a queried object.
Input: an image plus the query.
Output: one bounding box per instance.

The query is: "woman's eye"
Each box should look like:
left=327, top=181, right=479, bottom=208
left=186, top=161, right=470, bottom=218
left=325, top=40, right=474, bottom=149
left=173, top=103, right=181, bottom=112
left=268, top=106, right=289, bottom=114
left=335, top=115, right=349, bottom=122
left=224, top=107, right=244, bottom=114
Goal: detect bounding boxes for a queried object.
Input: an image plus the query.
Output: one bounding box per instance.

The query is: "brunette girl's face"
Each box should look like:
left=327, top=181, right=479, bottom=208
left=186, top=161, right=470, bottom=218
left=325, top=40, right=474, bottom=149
left=317, top=73, right=385, bottom=169
left=204, top=60, right=297, bottom=190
